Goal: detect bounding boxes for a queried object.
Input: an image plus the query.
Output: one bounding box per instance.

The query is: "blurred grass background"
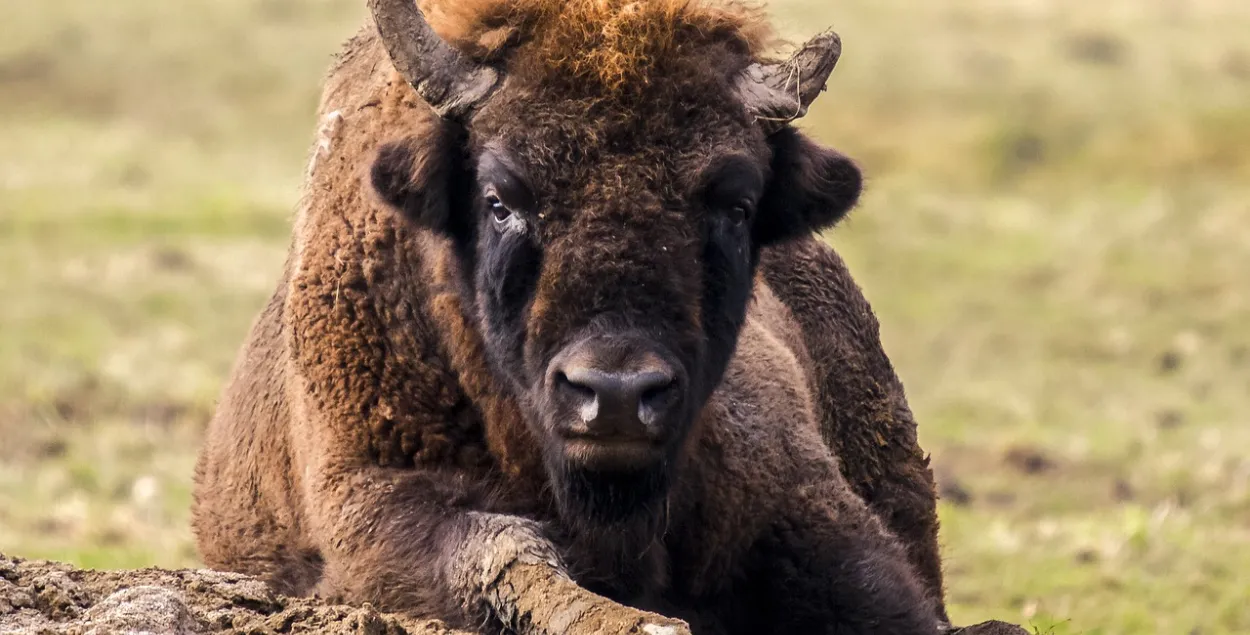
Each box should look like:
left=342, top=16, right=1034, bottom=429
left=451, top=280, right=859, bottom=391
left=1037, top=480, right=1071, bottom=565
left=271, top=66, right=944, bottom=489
left=1, top=0, right=1247, bottom=633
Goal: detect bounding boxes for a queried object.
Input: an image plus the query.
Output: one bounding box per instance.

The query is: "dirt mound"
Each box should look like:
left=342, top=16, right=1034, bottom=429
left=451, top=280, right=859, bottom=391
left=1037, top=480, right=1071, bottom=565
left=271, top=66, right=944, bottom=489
left=0, top=554, right=467, bottom=635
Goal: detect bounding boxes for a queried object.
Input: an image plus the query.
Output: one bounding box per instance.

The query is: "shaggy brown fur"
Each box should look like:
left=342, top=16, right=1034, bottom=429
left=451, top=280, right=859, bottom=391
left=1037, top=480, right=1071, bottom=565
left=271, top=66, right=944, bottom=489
left=422, top=0, right=772, bottom=89
left=194, top=3, right=949, bottom=634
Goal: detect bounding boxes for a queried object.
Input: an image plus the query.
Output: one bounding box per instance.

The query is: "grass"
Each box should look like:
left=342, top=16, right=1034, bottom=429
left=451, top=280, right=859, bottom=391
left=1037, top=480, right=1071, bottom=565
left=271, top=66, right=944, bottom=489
left=1, top=1, right=1248, bottom=633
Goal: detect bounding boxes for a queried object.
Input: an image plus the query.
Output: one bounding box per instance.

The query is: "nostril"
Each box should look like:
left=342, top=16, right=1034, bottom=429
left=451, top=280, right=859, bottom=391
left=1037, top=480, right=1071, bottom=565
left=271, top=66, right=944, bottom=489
left=555, top=370, right=596, bottom=400
left=555, top=369, right=602, bottom=426
left=639, top=377, right=677, bottom=407
left=635, top=373, right=678, bottom=428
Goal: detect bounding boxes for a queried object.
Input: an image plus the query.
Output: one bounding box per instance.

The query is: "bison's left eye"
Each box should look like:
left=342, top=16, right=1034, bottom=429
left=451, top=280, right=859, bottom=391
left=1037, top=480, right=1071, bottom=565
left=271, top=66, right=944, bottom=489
left=727, top=200, right=754, bottom=226
left=698, top=155, right=764, bottom=229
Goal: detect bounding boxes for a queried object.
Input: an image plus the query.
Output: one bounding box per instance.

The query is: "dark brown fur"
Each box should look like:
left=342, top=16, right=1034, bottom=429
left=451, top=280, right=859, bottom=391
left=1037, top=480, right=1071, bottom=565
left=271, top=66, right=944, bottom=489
left=194, top=4, right=947, bottom=634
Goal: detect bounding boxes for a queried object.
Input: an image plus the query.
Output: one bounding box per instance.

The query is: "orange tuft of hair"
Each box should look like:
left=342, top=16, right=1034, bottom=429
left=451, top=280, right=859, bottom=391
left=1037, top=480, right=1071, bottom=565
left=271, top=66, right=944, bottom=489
left=419, top=0, right=774, bottom=92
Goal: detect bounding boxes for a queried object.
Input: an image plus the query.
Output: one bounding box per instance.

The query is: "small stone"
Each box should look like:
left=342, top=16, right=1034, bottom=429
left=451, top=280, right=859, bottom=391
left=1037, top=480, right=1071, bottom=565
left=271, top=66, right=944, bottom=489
left=0, top=579, right=35, bottom=612
left=1230, top=345, right=1247, bottom=364
left=1157, top=350, right=1182, bottom=374
left=938, top=478, right=974, bottom=507
left=349, top=606, right=387, bottom=635
left=35, top=572, right=88, bottom=619
left=266, top=606, right=313, bottom=631
left=1156, top=410, right=1185, bottom=430
left=1003, top=446, right=1055, bottom=475
left=1113, top=479, right=1136, bottom=502
left=985, top=491, right=1018, bottom=507
left=79, top=586, right=194, bottom=635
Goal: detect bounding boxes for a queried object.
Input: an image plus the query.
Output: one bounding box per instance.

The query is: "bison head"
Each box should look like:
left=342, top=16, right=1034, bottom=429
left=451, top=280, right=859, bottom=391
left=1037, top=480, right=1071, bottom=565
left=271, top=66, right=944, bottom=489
left=368, top=0, right=860, bottom=522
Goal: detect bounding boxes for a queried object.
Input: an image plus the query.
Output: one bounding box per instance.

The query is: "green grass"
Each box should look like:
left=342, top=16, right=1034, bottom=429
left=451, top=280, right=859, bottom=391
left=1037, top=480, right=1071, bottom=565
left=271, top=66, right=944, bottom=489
left=1, top=1, right=1248, bottom=633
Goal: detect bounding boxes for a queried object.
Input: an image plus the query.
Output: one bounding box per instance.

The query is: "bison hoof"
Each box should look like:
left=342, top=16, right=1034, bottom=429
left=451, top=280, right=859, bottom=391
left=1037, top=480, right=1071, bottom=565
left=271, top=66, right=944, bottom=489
left=621, top=612, right=690, bottom=635
left=539, top=595, right=691, bottom=635
left=951, top=620, right=1031, bottom=635
left=641, top=623, right=689, bottom=635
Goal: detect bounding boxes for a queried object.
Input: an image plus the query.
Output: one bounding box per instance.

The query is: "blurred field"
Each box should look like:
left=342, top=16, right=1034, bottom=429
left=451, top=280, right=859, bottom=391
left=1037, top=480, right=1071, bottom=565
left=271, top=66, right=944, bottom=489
left=1, top=1, right=1247, bottom=633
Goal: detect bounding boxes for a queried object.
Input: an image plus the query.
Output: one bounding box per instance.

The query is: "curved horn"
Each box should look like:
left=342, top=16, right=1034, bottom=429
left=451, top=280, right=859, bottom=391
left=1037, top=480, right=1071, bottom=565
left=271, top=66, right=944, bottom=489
left=736, top=31, right=842, bottom=134
left=368, top=0, right=501, bottom=120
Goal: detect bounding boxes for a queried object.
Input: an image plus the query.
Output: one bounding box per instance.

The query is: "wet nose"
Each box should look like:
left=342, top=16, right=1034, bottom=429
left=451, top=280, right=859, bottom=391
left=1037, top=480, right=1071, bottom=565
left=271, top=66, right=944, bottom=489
left=554, top=365, right=678, bottom=439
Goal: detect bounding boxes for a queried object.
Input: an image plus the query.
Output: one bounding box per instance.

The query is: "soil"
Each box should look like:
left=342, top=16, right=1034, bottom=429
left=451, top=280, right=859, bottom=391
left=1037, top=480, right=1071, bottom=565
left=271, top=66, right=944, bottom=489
left=0, top=554, right=469, bottom=635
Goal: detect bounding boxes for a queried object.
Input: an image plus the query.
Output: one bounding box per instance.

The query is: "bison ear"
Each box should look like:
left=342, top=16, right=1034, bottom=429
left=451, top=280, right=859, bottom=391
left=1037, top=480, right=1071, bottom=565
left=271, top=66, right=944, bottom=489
left=754, top=127, right=863, bottom=246
left=370, top=122, right=469, bottom=237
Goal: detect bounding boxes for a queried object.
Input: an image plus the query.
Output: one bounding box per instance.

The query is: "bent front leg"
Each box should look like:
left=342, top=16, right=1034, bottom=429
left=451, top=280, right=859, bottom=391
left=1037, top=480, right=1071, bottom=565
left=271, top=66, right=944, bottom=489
left=308, top=468, right=689, bottom=635
left=759, top=239, right=946, bottom=613
left=746, top=489, right=942, bottom=635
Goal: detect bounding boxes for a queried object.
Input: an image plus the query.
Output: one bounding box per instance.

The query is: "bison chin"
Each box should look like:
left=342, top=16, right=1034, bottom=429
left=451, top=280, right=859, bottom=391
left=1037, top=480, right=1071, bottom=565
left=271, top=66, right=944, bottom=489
left=545, top=454, right=673, bottom=527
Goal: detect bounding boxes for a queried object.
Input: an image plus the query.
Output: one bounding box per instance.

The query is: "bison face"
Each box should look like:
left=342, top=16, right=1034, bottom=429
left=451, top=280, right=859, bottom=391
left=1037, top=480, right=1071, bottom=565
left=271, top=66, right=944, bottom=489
left=373, top=104, right=861, bottom=520
left=366, top=0, right=857, bottom=521
left=466, top=125, right=761, bottom=483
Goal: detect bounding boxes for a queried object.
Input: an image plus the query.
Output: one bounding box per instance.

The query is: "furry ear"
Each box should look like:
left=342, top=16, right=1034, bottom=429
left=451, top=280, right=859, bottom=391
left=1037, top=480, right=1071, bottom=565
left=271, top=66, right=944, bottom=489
left=754, top=127, right=863, bottom=246
left=370, top=121, right=466, bottom=236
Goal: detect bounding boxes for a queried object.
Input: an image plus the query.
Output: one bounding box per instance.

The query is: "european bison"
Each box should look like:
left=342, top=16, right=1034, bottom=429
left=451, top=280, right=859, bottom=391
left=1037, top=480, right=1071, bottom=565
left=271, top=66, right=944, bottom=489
left=193, top=1, right=954, bottom=633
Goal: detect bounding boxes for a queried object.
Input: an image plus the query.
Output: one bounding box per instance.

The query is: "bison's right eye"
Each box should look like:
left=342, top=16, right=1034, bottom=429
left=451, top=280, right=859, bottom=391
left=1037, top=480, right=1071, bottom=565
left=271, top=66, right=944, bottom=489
left=478, top=151, right=535, bottom=234
left=487, top=195, right=512, bottom=224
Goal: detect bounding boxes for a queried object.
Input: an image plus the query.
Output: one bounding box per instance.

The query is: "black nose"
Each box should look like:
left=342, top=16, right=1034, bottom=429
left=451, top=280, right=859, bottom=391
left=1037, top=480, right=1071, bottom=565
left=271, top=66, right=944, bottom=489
left=554, top=366, right=678, bottom=439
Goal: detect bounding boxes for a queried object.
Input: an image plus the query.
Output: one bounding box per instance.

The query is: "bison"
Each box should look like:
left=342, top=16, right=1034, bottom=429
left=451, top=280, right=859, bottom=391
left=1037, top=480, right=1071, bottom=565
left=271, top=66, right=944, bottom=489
left=192, top=1, right=976, bottom=633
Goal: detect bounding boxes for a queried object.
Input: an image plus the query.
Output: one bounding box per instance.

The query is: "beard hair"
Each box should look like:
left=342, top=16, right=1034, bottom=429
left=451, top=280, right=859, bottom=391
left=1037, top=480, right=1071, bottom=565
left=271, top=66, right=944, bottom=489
left=549, top=460, right=671, bottom=525
left=542, top=449, right=676, bottom=598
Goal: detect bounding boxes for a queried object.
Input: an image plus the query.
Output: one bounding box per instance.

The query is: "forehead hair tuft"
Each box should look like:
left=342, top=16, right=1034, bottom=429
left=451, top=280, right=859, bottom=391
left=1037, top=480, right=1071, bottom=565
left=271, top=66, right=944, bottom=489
left=419, top=0, right=774, bottom=93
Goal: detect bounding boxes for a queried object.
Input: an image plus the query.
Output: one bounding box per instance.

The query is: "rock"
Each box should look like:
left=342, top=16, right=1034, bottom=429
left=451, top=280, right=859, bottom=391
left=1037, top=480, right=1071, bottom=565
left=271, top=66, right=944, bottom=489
left=937, top=473, right=975, bottom=507
left=1003, top=446, right=1055, bottom=475
left=79, top=586, right=198, bottom=634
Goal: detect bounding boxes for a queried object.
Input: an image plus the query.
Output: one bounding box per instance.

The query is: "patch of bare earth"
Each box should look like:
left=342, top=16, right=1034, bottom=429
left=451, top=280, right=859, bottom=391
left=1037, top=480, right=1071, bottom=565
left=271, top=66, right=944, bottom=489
left=0, top=554, right=466, bottom=635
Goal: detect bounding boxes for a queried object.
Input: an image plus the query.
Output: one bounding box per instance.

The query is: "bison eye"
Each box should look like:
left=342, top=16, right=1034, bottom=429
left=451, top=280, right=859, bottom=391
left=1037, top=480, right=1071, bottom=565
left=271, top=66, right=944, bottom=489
left=727, top=200, right=754, bottom=226
left=698, top=155, right=763, bottom=228
left=487, top=195, right=512, bottom=224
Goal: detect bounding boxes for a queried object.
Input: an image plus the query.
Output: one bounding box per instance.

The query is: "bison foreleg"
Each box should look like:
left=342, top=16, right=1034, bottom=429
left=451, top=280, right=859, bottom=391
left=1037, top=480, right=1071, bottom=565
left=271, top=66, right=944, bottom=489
left=449, top=513, right=689, bottom=635
left=745, top=490, right=942, bottom=635
left=308, top=470, right=689, bottom=635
